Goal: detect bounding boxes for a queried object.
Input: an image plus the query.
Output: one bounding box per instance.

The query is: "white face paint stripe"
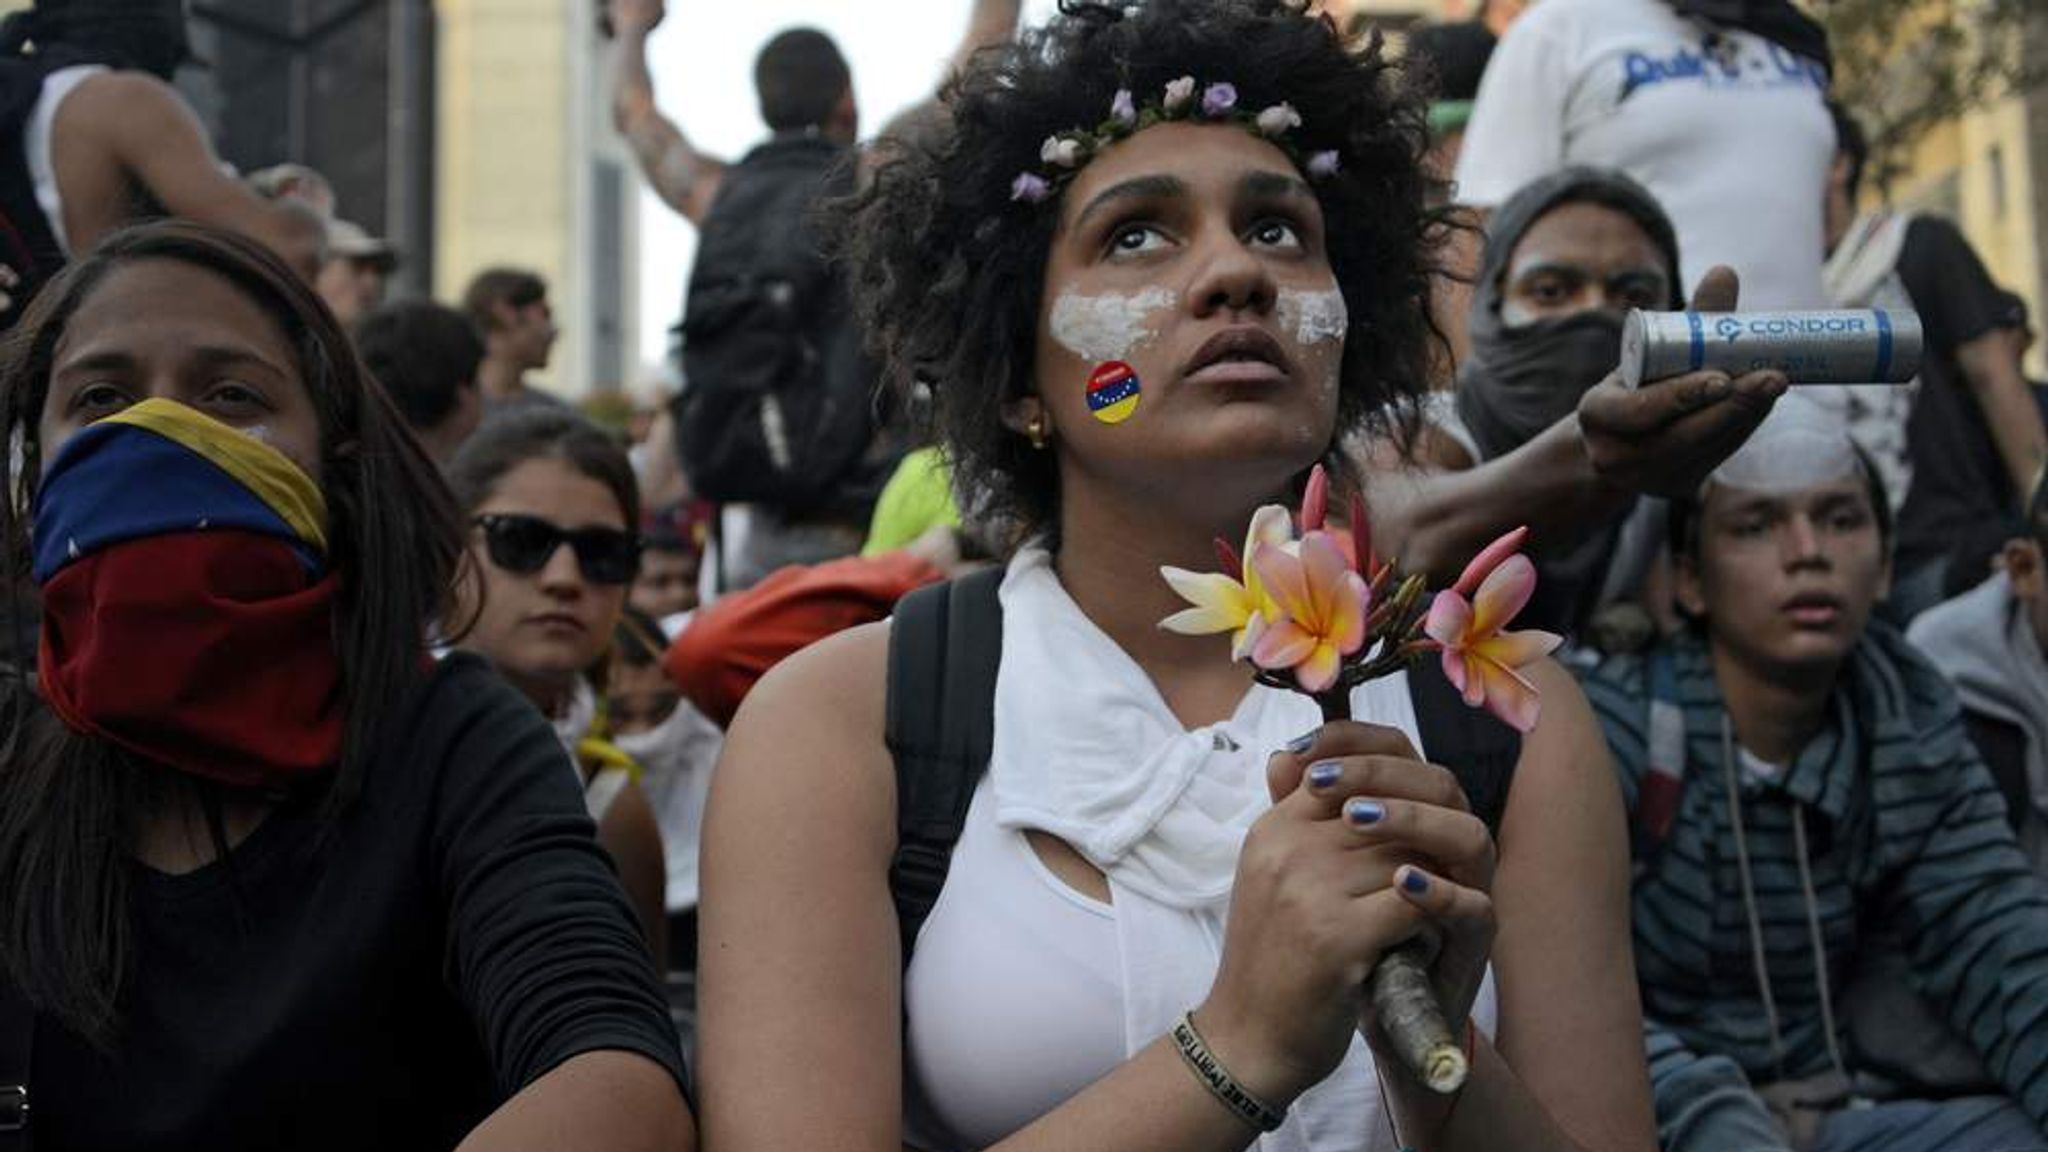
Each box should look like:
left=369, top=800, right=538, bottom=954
left=1050, top=287, right=1176, bottom=363
left=1276, top=288, right=1347, bottom=346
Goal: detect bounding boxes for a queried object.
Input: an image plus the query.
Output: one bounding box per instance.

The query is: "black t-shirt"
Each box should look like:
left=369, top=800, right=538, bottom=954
left=34, top=654, right=687, bottom=1150
left=1893, top=215, right=2014, bottom=572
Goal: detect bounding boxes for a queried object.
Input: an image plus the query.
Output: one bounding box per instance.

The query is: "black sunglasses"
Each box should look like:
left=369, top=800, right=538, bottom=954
left=474, top=514, right=642, bottom=585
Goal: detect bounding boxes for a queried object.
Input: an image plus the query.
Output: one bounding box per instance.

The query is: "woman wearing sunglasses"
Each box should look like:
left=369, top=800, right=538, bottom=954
left=0, top=222, right=691, bottom=1149
left=449, top=408, right=671, bottom=964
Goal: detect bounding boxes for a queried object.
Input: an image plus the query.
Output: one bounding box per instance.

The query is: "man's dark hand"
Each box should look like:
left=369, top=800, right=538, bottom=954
left=1577, top=265, right=1788, bottom=498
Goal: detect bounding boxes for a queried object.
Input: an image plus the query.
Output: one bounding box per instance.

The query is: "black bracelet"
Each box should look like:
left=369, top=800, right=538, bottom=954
left=1171, top=1010, right=1287, bottom=1133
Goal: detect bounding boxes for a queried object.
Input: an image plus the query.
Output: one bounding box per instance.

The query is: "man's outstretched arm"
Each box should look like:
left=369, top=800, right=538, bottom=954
left=948, top=0, right=1023, bottom=78
left=82, top=73, right=325, bottom=279
left=609, top=0, right=728, bottom=226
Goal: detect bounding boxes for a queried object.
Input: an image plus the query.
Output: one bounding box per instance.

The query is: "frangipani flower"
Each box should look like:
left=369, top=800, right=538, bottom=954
left=1424, top=550, right=1561, bottom=733
left=1249, top=531, right=1371, bottom=694
left=1160, top=505, right=1292, bottom=660
left=1299, top=463, right=1328, bottom=532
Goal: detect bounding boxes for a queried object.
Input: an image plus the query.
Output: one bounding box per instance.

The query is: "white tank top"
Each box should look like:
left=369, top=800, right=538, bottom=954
left=903, top=779, right=1125, bottom=1149
left=25, top=64, right=107, bottom=259
left=899, top=547, right=1499, bottom=1151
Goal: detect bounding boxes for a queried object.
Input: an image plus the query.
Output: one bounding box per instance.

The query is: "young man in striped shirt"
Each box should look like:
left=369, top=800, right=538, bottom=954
left=1579, top=396, right=2048, bottom=1151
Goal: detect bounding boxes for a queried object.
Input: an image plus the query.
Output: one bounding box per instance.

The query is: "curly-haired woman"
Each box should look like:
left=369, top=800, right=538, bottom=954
left=698, top=3, right=1655, bottom=1150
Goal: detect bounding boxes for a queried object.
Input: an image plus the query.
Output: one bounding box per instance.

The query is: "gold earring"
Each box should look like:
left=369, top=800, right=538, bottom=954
left=1026, top=415, right=1050, bottom=451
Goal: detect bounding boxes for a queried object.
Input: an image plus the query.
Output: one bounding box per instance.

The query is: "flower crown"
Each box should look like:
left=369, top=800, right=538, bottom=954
left=1010, top=75, right=1342, bottom=205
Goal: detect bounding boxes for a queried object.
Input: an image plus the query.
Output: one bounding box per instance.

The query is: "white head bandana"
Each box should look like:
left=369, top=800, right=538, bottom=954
left=1711, top=392, right=1863, bottom=495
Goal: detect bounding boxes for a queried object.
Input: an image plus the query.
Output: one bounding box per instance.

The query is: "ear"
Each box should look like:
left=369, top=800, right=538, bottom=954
left=833, top=88, right=859, bottom=141
left=1673, top=548, right=1709, bottom=620
left=1001, top=394, right=1047, bottom=438
left=2007, top=539, right=2045, bottom=600
left=1827, top=152, right=1853, bottom=196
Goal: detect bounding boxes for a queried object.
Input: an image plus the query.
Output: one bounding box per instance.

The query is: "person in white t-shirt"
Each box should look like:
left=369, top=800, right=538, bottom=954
left=1456, top=0, right=1834, bottom=312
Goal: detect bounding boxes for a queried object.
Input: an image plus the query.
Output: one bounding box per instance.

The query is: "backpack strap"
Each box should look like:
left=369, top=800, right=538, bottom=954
left=1405, top=660, right=1520, bottom=835
left=884, top=568, right=1005, bottom=966
left=1631, top=651, right=1689, bottom=867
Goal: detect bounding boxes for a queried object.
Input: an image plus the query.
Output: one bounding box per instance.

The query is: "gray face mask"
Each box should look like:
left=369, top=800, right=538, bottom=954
left=1456, top=310, right=1625, bottom=462
left=1454, top=168, right=1683, bottom=463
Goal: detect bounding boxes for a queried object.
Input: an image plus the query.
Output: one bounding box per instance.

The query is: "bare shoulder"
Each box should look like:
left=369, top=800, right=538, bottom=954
left=729, top=618, right=892, bottom=753
left=67, top=71, right=187, bottom=132
left=713, top=619, right=897, bottom=856
left=1500, top=657, right=1622, bottom=852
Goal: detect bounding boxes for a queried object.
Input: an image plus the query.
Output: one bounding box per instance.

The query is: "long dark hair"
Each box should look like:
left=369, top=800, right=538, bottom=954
left=445, top=407, right=642, bottom=530
left=0, top=221, right=471, bottom=1045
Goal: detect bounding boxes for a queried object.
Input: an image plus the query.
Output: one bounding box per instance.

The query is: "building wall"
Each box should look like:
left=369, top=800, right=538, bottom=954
left=1890, top=87, right=2047, bottom=377
left=435, top=0, right=639, bottom=398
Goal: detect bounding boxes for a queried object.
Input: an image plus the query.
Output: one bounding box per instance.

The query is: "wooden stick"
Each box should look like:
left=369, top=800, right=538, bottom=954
left=1316, top=689, right=1469, bottom=1096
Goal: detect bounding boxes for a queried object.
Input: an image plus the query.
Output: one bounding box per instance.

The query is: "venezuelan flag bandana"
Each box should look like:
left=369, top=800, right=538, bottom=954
left=33, top=399, right=342, bottom=789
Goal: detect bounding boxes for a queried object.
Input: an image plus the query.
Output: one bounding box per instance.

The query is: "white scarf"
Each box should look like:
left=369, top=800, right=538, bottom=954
left=550, top=676, right=598, bottom=759
left=613, top=698, right=724, bottom=911
left=989, top=547, right=1497, bottom=1152
left=1823, top=209, right=1913, bottom=309
left=1821, top=208, right=1921, bottom=510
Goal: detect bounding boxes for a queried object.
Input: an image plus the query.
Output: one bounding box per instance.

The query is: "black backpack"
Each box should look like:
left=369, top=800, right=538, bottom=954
left=0, top=53, right=83, bottom=332
left=674, top=135, right=886, bottom=519
left=884, top=568, right=1522, bottom=962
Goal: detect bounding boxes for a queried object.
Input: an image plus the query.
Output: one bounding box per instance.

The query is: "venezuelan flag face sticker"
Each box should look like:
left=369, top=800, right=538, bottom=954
left=1087, top=361, right=1142, bottom=425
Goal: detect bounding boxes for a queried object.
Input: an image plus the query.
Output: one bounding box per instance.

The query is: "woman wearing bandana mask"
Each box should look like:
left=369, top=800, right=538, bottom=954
left=0, top=223, right=693, bottom=1150
left=1359, top=168, right=1788, bottom=643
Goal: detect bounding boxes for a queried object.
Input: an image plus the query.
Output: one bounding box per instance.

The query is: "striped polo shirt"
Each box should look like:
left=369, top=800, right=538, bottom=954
left=1580, top=626, right=2048, bottom=1126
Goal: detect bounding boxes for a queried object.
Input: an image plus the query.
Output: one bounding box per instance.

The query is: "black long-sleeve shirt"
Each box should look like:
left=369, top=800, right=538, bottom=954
left=34, top=653, right=687, bottom=1150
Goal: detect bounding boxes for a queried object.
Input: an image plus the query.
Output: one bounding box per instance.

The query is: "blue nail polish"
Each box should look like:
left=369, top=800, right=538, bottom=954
left=1284, top=729, right=1318, bottom=755
left=1307, top=761, right=1343, bottom=789
left=1345, top=798, right=1385, bottom=826
left=1402, top=868, right=1431, bottom=894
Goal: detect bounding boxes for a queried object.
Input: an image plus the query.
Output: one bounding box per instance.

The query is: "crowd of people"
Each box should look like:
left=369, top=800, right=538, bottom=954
left=0, top=0, right=2045, bottom=1149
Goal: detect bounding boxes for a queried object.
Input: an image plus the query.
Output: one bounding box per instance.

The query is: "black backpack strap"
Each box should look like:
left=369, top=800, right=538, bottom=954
left=1406, top=661, right=1520, bottom=835
left=0, top=975, right=31, bottom=1149
left=884, top=568, right=1005, bottom=966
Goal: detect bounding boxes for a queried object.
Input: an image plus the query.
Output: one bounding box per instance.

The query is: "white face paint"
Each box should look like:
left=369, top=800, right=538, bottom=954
left=1049, top=287, right=1176, bottom=363
left=1276, top=287, right=1348, bottom=347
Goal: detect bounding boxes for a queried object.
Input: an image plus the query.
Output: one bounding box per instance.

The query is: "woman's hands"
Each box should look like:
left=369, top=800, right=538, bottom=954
left=1195, top=721, right=1498, bottom=1105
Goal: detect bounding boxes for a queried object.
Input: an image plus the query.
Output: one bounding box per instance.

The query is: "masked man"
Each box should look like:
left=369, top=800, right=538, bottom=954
left=1359, top=167, right=1785, bottom=641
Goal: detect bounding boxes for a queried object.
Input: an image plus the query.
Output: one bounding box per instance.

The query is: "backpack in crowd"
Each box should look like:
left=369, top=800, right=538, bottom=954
left=0, top=53, right=80, bottom=333
left=884, top=569, right=1522, bottom=963
left=673, top=134, right=886, bottom=519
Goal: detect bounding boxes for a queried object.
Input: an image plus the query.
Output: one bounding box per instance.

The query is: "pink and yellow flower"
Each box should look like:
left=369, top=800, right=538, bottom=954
left=1423, top=531, right=1561, bottom=732
left=1160, top=504, right=1292, bottom=660
left=1247, top=530, right=1371, bottom=694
